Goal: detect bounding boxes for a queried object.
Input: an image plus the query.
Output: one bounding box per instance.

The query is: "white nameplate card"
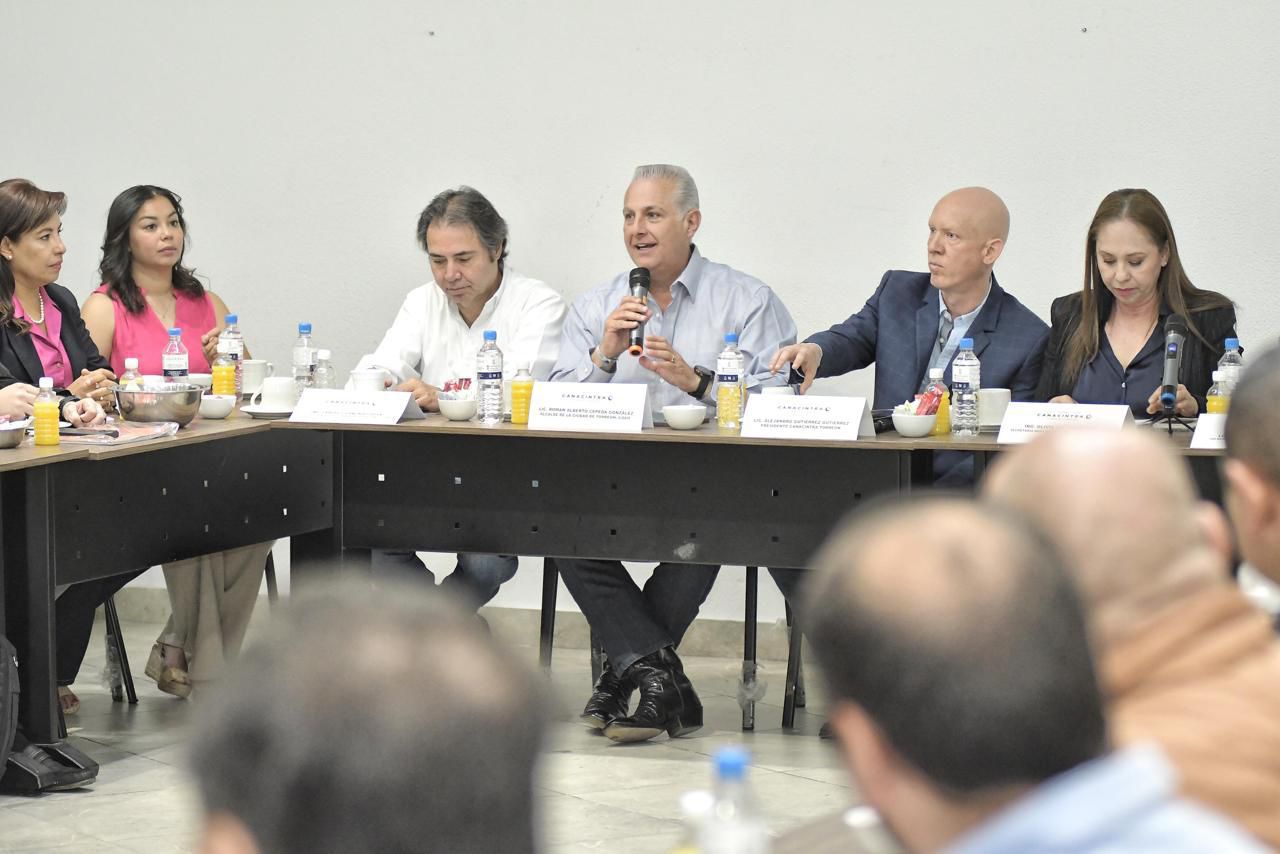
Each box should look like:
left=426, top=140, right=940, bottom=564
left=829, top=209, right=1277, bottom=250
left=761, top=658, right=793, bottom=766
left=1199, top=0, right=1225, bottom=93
left=290, top=389, right=426, bottom=425
left=741, top=395, right=874, bottom=440
left=527, top=382, right=651, bottom=433
left=1189, top=413, right=1227, bottom=450
left=996, top=402, right=1133, bottom=445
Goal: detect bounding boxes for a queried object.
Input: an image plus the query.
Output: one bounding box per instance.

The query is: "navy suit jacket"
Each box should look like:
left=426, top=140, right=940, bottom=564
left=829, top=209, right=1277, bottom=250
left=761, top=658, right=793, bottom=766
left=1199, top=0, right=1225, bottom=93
left=807, top=270, right=1049, bottom=483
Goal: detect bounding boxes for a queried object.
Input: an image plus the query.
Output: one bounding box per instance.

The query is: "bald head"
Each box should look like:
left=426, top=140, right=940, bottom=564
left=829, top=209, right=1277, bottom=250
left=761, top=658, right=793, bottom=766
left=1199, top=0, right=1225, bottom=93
left=935, top=187, right=1010, bottom=242
left=984, top=430, right=1228, bottom=648
left=805, top=496, right=1106, bottom=793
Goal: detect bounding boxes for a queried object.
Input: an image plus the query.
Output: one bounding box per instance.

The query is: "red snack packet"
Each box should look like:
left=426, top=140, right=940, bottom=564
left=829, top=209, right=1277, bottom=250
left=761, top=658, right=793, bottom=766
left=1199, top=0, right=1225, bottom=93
left=916, top=387, right=942, bottom=415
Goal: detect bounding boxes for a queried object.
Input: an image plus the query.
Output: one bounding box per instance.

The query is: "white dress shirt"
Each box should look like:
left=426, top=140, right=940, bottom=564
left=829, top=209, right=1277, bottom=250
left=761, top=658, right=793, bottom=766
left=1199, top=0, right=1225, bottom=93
left=354, top=267, right=566, bottom=386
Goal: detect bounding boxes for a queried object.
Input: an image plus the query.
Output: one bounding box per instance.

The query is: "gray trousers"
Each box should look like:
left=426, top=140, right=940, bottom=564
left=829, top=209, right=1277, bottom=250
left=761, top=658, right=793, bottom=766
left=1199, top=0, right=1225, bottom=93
left=555, top=559, right=720, bottom=675
left=371, top=551, right=518, bottom=610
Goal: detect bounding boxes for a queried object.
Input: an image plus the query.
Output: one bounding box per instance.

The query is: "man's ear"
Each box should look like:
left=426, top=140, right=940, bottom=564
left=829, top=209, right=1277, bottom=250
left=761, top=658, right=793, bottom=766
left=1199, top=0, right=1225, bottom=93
left=830, top=701, right=898, bottom=808
left=199, top=812, right=261, bottom=854
left=982, top=237, right=1005, bottom=266
left=1194, top=499, right=1234, bottom=567
left=1225, top=459, right=1277, bottom=534
left=684, top=208, right=702, bottom=241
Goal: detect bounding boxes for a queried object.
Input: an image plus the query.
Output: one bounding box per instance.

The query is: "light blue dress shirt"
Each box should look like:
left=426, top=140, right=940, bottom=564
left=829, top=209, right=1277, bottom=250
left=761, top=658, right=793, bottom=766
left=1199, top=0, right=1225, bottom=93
left=929, top=279, right=992, bottom=374
left=549, top=247, right=797, bottom=413
left=945, top=745, right=1265, bottom=853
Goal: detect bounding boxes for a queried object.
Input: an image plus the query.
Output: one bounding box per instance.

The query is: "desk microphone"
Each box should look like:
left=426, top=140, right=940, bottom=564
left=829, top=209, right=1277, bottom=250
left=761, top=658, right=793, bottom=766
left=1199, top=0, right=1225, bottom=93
left=627, top=267, right=650, bottom=356
left=1160, top=314, right=1188, bottom=414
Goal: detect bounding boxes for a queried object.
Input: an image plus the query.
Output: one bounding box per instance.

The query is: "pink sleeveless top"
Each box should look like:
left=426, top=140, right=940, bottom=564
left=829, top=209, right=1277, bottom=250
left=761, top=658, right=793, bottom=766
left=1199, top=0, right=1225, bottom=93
left=94, top=285, right=218, bottom=375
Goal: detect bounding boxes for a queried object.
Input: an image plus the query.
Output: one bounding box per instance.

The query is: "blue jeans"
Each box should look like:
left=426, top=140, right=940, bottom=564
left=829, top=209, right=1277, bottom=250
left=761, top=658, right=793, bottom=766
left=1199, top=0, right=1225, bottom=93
left=370, top=551, right=518, bottom=609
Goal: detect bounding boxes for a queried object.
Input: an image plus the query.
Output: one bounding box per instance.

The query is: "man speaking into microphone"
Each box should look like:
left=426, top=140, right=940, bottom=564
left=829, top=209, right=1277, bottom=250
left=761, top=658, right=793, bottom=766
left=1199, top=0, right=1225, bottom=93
left=549, top=163, right=796, bottom=742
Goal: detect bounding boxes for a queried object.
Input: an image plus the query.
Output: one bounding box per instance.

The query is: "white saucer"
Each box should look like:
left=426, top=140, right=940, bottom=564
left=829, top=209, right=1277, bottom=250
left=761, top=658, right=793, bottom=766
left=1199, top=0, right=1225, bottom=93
left=242, top=404, right=293, bottom=420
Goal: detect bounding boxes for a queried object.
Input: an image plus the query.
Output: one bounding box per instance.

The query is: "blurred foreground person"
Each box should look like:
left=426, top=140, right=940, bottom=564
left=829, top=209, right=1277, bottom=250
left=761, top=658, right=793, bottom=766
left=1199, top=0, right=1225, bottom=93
left=1224, top=343, right=1280, bottom=587
left=804, top=495, right=1261, bottom=853
left=190, top=580, right=546, bottom=854
left=986, top=430, right=1280, bottom=846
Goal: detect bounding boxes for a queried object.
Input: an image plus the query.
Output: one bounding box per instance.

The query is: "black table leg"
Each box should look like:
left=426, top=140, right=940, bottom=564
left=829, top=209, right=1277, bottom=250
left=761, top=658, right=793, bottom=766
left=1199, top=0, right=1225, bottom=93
left=539, top=557, right=558, bottom=670
left=19, top=467, right=58, bottom=743
left=742, top=566, right=759, bottom=731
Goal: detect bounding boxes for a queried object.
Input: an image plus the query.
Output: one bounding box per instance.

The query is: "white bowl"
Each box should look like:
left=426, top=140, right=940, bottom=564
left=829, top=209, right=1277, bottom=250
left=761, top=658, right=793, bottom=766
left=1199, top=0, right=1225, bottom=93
left=892, top=412, right=937, bottom=438
left=663, top=403, right=708, bottom=430
left=188, top=373, right=213, bottom=389
left=438, top=397, right=478, bottom=421
left=198, top=394, right=237, bottom=419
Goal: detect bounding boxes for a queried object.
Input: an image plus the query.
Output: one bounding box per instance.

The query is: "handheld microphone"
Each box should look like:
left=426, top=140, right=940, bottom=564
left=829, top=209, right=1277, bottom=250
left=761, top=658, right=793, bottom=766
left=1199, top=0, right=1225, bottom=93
left=627, top=267, right=650, bottom=356
left=1160, top=314, right=1188, bottom=414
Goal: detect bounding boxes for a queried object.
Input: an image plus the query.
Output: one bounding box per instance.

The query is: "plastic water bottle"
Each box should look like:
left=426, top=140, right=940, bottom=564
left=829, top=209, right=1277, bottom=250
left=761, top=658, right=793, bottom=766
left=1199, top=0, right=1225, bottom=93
left=219, top=314, right=244, bottom=394
left=162, top=327, right=189, bottom=380
left=950, top=337, right=980, bottom=437
left=314, top=349, right=337, bottom=389
left=118, top=357, right=142, bottom=390
left=1206, top=370, right=1230, bottom=414
left=670, top=789, right=714, bottom=854
left=716, top=332, right=746, bottom=434
left=34, top=378, right=60, bottom=446
left=477, top=330, right=503, bottom=425
left=1219, top=338, right=1244, bottom=389
left=292, top=322, right=316, bottom=396
left=701, top=746, right=768, bottom=854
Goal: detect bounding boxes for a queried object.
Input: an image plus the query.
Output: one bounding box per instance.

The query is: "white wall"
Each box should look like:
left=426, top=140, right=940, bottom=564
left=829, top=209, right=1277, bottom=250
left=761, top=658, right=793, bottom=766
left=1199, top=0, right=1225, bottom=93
left=12, top=2, right=1280, bottom=620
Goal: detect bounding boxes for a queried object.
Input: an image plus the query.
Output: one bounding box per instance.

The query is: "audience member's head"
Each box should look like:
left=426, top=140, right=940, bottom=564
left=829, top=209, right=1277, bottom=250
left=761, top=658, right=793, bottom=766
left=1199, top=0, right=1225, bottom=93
left=984, top=429, right=1232, bottom=649
left=805, top=496, right=1106, bottom=853
left=191, top=580, right=546, bottom=854
left=1225, top=344, right=1280, bottom=584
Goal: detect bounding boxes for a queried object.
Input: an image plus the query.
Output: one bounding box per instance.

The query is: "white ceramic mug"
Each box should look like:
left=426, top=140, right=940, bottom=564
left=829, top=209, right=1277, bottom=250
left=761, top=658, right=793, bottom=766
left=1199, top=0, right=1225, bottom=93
left=979, top=387, right=1012, bottom=427
left=350, top=368, right=390, bottom=393
left=761, top=386, right=796, bottom=396
left=252, top=376, right=297, bottom=410
left=241, top=359, right=274, bottom=396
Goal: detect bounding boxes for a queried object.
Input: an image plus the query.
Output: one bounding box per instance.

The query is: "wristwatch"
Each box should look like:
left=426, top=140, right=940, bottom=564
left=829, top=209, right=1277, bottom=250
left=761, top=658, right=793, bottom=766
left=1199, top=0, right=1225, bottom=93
left=692, top=365, right=714, bottom=400
left=592, top=347, right=618, bottom=374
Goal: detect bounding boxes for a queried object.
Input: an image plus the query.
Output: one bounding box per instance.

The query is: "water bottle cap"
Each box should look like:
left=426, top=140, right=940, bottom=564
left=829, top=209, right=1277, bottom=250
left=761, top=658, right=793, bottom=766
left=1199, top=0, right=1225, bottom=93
left=714, top=746, right=750, bottom=780
left=724, top=332, right=739, bottom=344
left=929, top=368, right=944, bottom=380
left=225, top=314, right=238, bottom=324
left=38, top=377, right=53, bottom=389
left=298, top=323, right=312, bottom=334
left=1212, top=370, right=1224, bottom=382
left=483, top=330, right=497, bottom=341
left=317, top=349, right=331, bottom=360
left=125, top=357, right=139, bottom=370
left=169, top=327, right=182, bottom=336
left=1225, top=337, right=1239, bottom=350
left=959, top=337, right=974, bottom=349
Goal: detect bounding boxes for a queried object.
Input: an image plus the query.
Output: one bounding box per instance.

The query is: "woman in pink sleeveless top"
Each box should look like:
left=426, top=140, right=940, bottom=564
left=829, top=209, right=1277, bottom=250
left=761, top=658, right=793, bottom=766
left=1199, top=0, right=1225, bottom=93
left=83, top=186, right=273, bottom=699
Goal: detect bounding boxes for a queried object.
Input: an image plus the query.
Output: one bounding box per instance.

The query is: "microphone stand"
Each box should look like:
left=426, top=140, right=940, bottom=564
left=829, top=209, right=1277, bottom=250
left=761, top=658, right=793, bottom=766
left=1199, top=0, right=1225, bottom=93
left=1150, top=406, right=1196, bottom=435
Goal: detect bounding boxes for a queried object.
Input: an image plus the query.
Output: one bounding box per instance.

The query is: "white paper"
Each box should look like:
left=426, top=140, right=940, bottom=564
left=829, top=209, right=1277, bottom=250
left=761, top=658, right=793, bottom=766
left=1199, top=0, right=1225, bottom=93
left=526, top=382, right=649, bottom=433
left=996, top=402, right=1133, bottom=444
left=289, top=389, right=425, bottom=425
left=741, top=395, right=874, bottom=440
left=1189, top=413, right=1227, bottom=449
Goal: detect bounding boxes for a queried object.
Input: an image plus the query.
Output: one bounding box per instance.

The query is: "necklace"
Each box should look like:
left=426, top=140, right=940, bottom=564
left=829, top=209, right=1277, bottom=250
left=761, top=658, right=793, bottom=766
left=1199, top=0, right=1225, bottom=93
left=29, top=290, right=45, bottom=325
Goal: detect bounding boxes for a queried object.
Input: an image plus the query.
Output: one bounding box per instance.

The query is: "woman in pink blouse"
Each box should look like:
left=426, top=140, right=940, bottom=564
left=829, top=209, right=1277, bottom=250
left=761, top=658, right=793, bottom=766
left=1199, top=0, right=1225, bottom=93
left=83, top=186, right=272, bottom=700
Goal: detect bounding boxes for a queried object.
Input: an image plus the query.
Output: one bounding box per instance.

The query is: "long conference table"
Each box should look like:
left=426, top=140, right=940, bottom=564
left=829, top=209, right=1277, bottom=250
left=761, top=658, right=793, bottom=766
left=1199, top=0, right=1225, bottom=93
left=0, top=412, right=1221, bottom=743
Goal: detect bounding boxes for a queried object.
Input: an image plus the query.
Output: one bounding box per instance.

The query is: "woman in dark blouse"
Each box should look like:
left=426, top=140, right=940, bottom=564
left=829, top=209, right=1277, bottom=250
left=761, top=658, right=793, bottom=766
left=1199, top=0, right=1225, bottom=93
left=1037, top=189, right=1236, bottom=418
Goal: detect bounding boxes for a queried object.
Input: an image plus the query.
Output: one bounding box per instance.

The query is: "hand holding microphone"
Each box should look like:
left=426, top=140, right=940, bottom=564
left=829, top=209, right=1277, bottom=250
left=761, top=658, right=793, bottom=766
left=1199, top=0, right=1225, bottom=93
left=627, top=267, right=650, bottom=356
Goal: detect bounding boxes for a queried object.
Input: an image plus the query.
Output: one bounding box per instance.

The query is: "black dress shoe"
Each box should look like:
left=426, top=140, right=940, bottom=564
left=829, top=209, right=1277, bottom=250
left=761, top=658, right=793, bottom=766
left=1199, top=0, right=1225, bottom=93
left=580, top=659, right=635, bottom=731
left=603, top=648, right=702, bottom=743
left=1, top=744, right=97, bottom=794
left=819, top=720, right=834, bottom=740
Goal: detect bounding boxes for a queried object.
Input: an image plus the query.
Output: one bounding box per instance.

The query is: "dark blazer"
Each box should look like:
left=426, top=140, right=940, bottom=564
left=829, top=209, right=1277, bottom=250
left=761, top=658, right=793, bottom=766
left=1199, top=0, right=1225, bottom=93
left=1035, top=292, right=1238, bottom=412
left=0, top=283, right=111, bottom=395
left=808, top=270, right=1050, bottom=409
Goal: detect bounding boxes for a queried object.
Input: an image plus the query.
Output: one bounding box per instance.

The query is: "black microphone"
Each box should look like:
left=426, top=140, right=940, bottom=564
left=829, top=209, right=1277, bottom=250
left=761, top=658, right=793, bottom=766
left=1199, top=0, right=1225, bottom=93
left=1160, top=314, right=1188, bottom=414
left=627, top=267, right=650, bottom=356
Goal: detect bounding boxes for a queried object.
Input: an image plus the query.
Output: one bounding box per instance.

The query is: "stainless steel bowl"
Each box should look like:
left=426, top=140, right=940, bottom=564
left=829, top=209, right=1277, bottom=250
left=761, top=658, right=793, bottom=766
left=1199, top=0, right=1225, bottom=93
left=0, top=421, right=28, bottom=449
left=114, top=384, right=202, bottom=427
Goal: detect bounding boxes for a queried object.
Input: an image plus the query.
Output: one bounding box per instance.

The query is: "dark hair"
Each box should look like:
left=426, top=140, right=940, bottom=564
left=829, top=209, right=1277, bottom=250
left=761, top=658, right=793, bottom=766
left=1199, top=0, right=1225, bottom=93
left=0, top=178, right=67, bottom=332
left=98, top=185, right=204, bottom=314
left=190, top=579, right=545, bottom=854
left=804, top=495, right=1107, bottom=794
left=416, top=186, right=509, bottom=261
left=1063, top=188, right=1234, bottom=387
left=1226, top=344, right=1280, bottom=486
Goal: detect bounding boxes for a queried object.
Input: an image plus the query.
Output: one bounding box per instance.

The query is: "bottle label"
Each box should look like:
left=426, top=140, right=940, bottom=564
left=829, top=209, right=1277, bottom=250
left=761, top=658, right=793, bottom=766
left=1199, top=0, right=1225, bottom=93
left=162, top=354, right=189, bottom=377
left=952, top=364, right=975, bottom=384
left=293, top=348, right=314, bottom=369
left=716, top=373, right=740, bottom=383
left=477, top=371, right=502, bottom=381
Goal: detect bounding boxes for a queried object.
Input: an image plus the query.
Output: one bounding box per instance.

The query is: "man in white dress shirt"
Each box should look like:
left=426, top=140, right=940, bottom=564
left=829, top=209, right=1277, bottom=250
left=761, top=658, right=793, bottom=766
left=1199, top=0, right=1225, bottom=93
left=354, top=186, right=566, bottom=607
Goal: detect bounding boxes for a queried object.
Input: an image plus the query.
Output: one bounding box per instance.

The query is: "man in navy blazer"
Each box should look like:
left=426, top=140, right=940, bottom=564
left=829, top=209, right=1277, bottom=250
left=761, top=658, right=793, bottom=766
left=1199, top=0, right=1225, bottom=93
left=771, top=187, right=1048, bottom=484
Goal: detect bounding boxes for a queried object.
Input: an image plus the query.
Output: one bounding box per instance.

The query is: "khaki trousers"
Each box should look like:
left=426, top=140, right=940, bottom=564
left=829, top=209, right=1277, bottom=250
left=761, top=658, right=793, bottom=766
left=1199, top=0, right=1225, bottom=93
left=157, top=541, right=274, bottom=685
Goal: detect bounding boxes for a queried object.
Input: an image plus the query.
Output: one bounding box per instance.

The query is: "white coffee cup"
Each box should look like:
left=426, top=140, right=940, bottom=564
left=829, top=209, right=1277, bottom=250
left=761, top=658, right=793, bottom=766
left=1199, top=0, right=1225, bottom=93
left=979, top=387, right=1012, bottom=427
left=241, top=359, right=274, bottom=396
left=350, top=368, right=390, bottom=393
left=252, top=376, right=297, bottom=410
left=761, top=386, right=796, bottom=396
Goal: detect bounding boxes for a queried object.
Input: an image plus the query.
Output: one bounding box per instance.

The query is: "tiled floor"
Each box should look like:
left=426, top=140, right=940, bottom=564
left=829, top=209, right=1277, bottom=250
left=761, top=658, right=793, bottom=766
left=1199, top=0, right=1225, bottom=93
left=0, top=617, right=854, bottom=853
